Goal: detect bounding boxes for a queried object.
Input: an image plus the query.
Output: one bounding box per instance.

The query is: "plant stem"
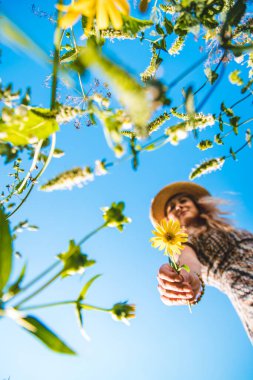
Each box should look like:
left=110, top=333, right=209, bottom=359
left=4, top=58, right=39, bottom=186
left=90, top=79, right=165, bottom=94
left=71, top=28, right=86, bottom=99
left=19, top=300, right=111, bottom=313
left=14, top=269, right=64, bottom=309
left=20, top=261, right=61, bottom=294
left=5, top=185, right=34, bottom=220
left=77, top=223, right=107, bottom=246
left=50, top=6, right=63, bottom=111
left=168, top=53, right=208, bottom=89
left=79, top=304, right=111, bottom=312
left=19, top=300, right=76, bottom=311
left=17, top=139, right=43, bottom=194
left=5, top=133, right=56, bottom=220
left=33, top=133, right=56, bottom=181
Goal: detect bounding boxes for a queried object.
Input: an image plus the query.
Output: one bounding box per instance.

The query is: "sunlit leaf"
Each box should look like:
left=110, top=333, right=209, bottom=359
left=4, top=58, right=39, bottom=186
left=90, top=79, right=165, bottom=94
left=0, top=207, right=13, bottom=295
left=77, top=274, right=102, bottom=302
left=21, top=315, right=76, bottom=355
left=0, top=107, right=59, bottom=146
left=4, top=263, right=26, bottom=300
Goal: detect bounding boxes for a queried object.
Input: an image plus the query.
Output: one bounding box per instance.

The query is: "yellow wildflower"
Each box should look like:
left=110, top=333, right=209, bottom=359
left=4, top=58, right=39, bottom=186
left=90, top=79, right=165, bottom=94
left=56, top=0, right=130, bottom=34
left=150, top=218, right=188, bottom=257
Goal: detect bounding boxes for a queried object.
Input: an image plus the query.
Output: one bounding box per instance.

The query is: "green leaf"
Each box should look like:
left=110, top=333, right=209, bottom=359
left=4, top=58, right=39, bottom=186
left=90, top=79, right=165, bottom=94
left=0, top=207, right=13, bottom=295
left=180, top=264, right=190, bottom=273
left=122, top=15, right=153, bottom=35
left=155, top=24, right=164, bottom=35
left=204, top=68, right=218, bottom=84
left=225, top=0, right=246, bottom=27
left=75, top=304, right=89, bottom=339
left=218, top=114, right=224, bottom=131
left=77, top=274, right=102, bottom=302
left=60, top=48, right=79, bottom=63
left=185, top=86, right=195, bottom=125
left=229, top=116, right=240, bottom=135
left=0, top=106, right=59, bottom=146
left=245, top=129, right=252, bottom=147
left=0, top=142, right=20, bottom=163
left=5, top=263, right=26, bottom=299
left=230, top=147, right=237, bottom=160
left=163, top=17, right=173, bottom=34
left=221, top=102, right=234, bottom=117
left=21, top=315, right=76, bottom=355
left=225, top=43, right=253, bottom=57
left=229, top=70, right=243, bottom=86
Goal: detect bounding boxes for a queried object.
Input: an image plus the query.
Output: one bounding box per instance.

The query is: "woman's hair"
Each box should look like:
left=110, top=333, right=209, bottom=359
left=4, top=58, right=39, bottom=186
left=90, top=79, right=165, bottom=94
left=192, top=195, right=234, bottom=235
left=166, top=193, right=234, bottom=236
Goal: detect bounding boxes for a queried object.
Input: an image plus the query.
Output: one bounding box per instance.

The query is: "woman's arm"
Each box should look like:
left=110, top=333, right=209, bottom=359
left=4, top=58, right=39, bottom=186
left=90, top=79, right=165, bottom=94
left=157, top=245, right=202, bottom=306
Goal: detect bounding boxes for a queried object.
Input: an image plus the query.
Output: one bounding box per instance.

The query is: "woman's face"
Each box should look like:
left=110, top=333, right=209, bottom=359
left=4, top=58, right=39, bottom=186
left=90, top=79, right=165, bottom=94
left=166, top=195, right=199, bottom=226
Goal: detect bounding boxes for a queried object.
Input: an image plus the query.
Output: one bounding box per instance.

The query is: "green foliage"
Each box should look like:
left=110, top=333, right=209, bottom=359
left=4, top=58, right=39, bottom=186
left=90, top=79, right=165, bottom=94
left=168, top=36, right=185, bottom=55
left=140, top=46, right=161, bottom=82
left=190, top=157, right=225, bottom=179
left=0, top=207, right=13, bottom=295
left=230, top=116, right=240, bottom=135
left=21, top=315, right=76, bottom=355
left=0, top=82, right=21, bottom=106
left=0, top=106, right=59, bottom=146
left=229, top=147, right=237, bottom=160
left=204, top=67, right=219, bottom=84
left=245, top=129, right=252, bottom=147
left=58, top=240, right=96, bottom=278
left=197, top=139, right=213, bottom=150
left=0, top=142, right=20, bottom=164
left=101, top=202, right=131, bottom=231
left=81, top=14, right=153, bottom=40
left=229, top=70, right=243, bottom=86
left=111, top=302, right=135, bottom=323
left=77, top=274, right=102, bottom=302
left=221, top=102, right=234, bottom=116
left=4, top=264, right=26, bottom=300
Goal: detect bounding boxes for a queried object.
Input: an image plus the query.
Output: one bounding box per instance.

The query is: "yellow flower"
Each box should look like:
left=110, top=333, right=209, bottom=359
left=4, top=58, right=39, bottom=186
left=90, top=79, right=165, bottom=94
left=150, top=218, right=188, bottom=257
left=56, top=0, right=130, bottom=33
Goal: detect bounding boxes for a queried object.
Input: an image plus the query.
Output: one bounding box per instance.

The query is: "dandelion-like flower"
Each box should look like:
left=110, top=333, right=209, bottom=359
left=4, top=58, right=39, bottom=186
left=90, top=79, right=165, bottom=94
left=57, top=0, right=130, bottom=34
left=150, top=218, right=188, bottom=257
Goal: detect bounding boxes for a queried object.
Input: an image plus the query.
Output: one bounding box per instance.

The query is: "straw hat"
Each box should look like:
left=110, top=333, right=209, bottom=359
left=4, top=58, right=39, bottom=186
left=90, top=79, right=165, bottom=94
left=150, top=181, right=210, bottom=225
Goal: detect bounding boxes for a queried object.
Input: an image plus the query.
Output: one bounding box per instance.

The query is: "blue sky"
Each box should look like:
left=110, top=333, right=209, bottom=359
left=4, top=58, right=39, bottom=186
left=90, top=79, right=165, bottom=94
left=1, top=1, right=253, bottom=379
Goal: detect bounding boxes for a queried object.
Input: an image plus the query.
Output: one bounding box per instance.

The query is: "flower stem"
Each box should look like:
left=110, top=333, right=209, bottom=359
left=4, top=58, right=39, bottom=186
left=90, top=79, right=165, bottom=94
left=79, top=304, right=111, bottom=313
left=19, top=261, right=61, bottom=294
left=17, top=139, right=43, bottom=194
left=14, top=269, right=64, bottom=309
left=18, top=301, right=111, bottom=313
left=77, top=223, right=107, bottom=246
left=19, top=300, right=77, bottom=311
left=5, top=133, right=56, bottom=220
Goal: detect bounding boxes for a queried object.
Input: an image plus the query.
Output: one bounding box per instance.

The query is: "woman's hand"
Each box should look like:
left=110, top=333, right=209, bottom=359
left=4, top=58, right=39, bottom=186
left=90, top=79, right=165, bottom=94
left=157, top=264, right=201, bottom=306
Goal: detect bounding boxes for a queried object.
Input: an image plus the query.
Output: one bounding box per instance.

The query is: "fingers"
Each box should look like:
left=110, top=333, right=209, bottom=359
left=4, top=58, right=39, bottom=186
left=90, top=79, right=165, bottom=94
left=158, top=264, right=183, bottom=283
left=158, top=284, right=194, bottom=300
left=157, top=276, right=192, bottom=293
left=160, top=295, right=190, bottom=306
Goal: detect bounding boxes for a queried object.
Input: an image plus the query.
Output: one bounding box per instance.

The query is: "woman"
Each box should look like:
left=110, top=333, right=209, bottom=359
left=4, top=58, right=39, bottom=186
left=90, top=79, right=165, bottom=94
left=150, top=181, right=253, bottom=343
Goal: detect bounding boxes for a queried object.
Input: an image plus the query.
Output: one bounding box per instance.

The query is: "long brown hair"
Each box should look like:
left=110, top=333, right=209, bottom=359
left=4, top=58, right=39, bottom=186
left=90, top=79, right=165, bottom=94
left=188, top=195, right=235, bottom=236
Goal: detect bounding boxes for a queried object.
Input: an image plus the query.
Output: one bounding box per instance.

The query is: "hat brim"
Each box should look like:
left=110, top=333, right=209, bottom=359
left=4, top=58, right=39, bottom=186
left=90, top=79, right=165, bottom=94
left=150, top=182, right=210, bottom=226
